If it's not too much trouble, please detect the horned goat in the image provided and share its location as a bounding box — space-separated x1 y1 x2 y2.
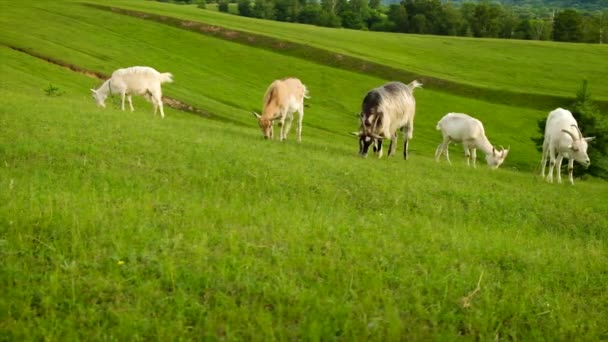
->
435 113 509 169
541 108 594 184
352 80 422 159
252 78 309 142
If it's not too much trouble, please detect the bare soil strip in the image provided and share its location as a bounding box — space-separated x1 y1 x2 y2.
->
81 3 606 112
5 44 240 123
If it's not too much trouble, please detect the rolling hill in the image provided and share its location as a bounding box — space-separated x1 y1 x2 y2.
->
1 1 607 340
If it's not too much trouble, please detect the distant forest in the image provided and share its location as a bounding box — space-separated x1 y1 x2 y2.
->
167 0 608 43
385 0 608 12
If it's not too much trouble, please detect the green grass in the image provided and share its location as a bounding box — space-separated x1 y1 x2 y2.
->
87 0 608 102
1 2 608 340
0 1 552 171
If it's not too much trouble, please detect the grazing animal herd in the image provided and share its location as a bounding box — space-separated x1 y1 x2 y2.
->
91 66 594 185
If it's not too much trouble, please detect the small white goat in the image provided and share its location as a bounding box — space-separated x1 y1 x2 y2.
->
435 113 509 169
252 78 309 142
91 66 173 118
352 80 422 159
541 108 594 184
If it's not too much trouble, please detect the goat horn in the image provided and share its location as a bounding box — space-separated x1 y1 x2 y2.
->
252 111 261 119
499 145 505 151
350 131 362 137
561 129 577 141
371 113 382 134
572 124 583 140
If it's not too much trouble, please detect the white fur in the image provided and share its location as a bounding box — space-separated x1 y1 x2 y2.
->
252 78 309 142
355 80 421 159
435 113 509 169
91 66 173 118
541 108 594 184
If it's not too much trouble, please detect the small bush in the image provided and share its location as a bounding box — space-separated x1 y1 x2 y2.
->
218 1 229 12
44 84 64 97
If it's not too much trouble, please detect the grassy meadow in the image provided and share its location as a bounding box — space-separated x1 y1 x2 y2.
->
1 1 608 340
86 0 608 103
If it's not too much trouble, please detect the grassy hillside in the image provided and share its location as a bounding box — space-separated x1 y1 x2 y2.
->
86 0 608 103
1 1 607 340
2 43 608 340
0 0 555 171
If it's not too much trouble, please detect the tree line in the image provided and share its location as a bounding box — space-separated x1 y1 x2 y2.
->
194 0 607 43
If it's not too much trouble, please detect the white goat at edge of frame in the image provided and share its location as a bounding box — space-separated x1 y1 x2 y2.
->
541 107 594 185
435 113 509 169
91 66 173 118
252 78 310 142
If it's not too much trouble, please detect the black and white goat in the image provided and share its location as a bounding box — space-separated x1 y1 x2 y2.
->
352 80 422 159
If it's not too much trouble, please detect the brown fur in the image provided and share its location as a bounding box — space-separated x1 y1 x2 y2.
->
254 78 308 141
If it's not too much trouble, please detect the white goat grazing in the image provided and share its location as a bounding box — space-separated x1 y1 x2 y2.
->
541 108 594 184
252 78 309 142
91 66 173 118
435 113 509 169
352 80 422 159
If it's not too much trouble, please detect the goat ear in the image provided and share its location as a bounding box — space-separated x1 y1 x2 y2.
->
90 89 97 94
251 111 261 119
585 136 596 142
371 133 384 139
492 147 496 156
350 132 362 137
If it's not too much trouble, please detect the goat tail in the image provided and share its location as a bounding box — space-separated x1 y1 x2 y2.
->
159 72 174 84
303 85 311 99
408 79 423 91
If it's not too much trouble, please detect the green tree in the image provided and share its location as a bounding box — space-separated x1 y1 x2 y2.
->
237 0 254 17
253 0 275 19
570 81 608 179
581 10 608 43
529 18 553 40
319 0 342 27
553 9 583 42
218 0 229 12
388 3 408 33
298 3 322 24
469 1 504 37
341 0 369 29
368 0 381 10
